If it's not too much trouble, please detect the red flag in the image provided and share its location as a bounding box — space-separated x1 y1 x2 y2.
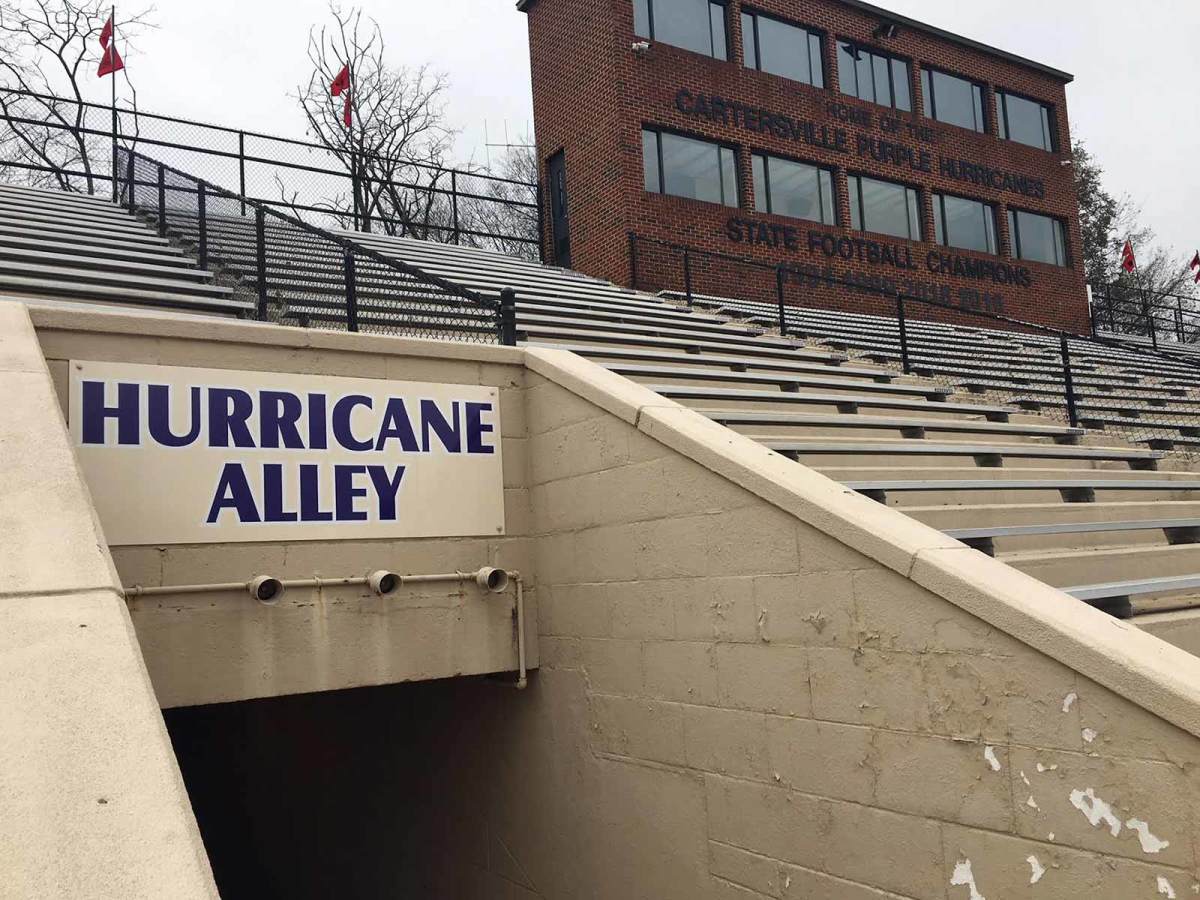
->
331 64 350 97
97 13 124 77
1121 240 1137 274
1191 251 1200 284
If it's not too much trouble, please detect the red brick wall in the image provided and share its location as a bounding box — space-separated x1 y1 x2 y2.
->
522 0 1091 334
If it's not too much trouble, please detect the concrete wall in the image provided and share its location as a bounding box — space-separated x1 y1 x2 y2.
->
0 304 218 899
31 307 536 708
390 350 1200 899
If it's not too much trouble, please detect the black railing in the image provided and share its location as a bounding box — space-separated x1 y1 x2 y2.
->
119 147 518 345
0 87 541 258
1090 284 1200 350
629 234 1200 451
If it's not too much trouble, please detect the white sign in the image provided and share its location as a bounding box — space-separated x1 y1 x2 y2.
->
69 361 505 545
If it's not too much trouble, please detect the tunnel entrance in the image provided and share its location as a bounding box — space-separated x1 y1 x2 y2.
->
164 677 503 899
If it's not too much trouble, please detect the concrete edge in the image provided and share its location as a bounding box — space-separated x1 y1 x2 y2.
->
21 300 526 366
525 345 1200 741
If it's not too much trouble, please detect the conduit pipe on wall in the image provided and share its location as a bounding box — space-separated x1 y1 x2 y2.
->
122 567 528 689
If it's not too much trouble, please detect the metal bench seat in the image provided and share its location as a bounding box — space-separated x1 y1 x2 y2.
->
844 478 1195 506
532 343 856 374
702 410 1077 440
604 364 951 399
946 519 1200 557
643 385 1010 419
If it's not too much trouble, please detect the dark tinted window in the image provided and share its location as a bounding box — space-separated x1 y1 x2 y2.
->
921 68 985 133
752 153 835 223
997 91 1055 151
933 193 997 254
634 0 728 59
848 175 921 240
643 129 739 207
1008 209 1067 265
838 41 911 111
742 10 823 88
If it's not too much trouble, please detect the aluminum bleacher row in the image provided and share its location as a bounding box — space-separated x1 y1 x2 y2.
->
673 293 1200 453
7 182 1200 628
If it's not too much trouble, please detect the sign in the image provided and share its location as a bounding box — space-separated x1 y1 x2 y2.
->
673 89 1047 200
69 361 505 545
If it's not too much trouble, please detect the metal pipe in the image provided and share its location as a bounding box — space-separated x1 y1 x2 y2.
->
123 567 511 599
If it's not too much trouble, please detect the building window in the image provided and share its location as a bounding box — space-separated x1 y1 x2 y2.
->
752 153 835 224
643 128 739 207
921 68 986 133
741 10 823 88
996 90 1056 151
634 0 728 60
933 193 998 254
837 41 911 111
1008 208 1068 266
848 175 921 240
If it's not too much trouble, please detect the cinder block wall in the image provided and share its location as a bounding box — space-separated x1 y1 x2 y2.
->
396 354 1200 898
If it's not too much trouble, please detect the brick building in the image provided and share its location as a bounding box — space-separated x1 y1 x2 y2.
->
519 0 1091 333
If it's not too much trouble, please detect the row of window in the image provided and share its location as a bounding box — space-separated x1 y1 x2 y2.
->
632 0 1059 152
641 127 1069 266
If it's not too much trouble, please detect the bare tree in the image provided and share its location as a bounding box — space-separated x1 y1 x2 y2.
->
0 0 151 193
457 142 540 260
296 3 459 239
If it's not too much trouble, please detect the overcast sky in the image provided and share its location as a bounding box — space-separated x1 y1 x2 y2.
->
116 0 1197 258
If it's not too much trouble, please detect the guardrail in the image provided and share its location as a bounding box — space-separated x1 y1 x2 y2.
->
1090 285 1200 351
629 234 1200 451
119 147 517 344
0 87 541 257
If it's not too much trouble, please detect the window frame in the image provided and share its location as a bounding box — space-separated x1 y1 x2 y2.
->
932 192 999 256
751 151 837 224
642 126 741 209
635 0 730 60
995 89 1058 152
1007 206 1069 267
846 172 923 242
741 7 825 89
836 40 912 112
920 65 988 134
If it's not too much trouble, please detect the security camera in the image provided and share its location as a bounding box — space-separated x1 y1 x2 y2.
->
247 575 285 605
1060 160 1074 167
632 40 651 53
368 570 402 598
475 567 510 594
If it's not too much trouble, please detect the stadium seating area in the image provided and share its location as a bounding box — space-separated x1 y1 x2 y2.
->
7 180 1200 629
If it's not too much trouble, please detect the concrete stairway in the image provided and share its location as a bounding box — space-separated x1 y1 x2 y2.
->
7 181 1200 632
0 183 248 315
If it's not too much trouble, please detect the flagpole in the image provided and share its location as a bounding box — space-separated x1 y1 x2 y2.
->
110 5 118 202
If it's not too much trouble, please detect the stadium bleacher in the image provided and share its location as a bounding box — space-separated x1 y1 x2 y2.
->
7 178 1200 626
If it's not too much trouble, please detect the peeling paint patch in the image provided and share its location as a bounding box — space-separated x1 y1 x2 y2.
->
1082 728 1098 744
951 860 986 900
1062 692 1078 712
1020 770 1031 786
1027 856 1045 885
1126 819 1170 854
984 746 1001 772
1037 763 1059 773
1026 795 1040 811
1048 833 1055 842
1069 788 1122 837
1159 876 1177 899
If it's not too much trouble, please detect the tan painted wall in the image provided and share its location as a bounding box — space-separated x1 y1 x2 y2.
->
31 307 536 708
0 304 218 899
388 352 1200 899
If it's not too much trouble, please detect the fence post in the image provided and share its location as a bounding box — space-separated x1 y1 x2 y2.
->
683 250 694 308
126 151 136 212
238 131 247 216
451 171 460 245
628 233 639 290
1142 293 1159 350
775 267 788 337
351 153 362 232
895 292 912 375
343 248 359 333
197 183 208 270
1177 298 1185 344
361 171 372 234
499 288 518 347
1060 335 1079 428
254 208 268 322
535 175 546 264
156 164 166 238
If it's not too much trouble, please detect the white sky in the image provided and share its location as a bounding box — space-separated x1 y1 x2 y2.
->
105 0 1198 257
